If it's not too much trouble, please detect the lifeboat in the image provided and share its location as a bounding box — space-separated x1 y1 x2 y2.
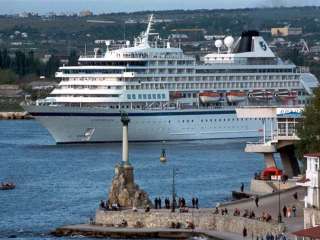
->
275 90 297 101
199 92 220 103
226 91 247 103
248 90 273 101
170 91 183 99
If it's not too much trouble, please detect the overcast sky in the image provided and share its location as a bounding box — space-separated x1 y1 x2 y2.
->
2 0 320 14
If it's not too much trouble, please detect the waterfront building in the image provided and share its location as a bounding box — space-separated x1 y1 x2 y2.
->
23 15 318 144
294 153 320 238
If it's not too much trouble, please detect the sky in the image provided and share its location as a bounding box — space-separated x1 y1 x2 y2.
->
2 0 320 14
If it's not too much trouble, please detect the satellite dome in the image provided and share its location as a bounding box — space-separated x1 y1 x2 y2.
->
214 39 223 48
224 36 234 48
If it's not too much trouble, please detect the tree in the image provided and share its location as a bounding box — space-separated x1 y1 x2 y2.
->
68 50 78 66
296 88 320 161
0 69 18 84
45 55 60 77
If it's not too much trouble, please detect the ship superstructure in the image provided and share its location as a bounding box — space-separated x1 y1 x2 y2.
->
24 15 319 143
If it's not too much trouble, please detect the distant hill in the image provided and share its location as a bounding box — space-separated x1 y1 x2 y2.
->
0 6 320 56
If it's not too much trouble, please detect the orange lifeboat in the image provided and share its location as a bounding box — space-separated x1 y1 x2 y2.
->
199 92 220 103
226 91 247 103
170 91 183 99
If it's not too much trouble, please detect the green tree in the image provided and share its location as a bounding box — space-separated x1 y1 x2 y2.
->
45 55 60 77
68 50 78 66
296 88 320 160
1 49 11 69
0 69 18 84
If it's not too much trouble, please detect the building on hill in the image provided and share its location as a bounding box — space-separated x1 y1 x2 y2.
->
79 10 93 17
271 27 303 37
28 81 58 91
0 85 23 98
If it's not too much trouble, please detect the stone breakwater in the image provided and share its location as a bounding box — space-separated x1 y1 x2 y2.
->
95 209 285 236
0 112 33 120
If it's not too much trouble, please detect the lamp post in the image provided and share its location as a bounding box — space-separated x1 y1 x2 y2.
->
278 177 282 223
171 168 176 213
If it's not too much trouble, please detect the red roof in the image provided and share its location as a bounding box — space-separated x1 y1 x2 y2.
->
304 153 320 158
292 226 320 238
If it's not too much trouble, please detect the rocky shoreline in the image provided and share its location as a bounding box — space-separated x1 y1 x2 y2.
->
0 112 33 120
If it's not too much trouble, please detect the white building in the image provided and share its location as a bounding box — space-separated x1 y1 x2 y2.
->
304 153 320 209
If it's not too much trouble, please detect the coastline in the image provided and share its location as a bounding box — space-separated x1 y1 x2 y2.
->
0 112 33 120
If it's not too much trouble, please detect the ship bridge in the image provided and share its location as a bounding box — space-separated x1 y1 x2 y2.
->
236 106 303 177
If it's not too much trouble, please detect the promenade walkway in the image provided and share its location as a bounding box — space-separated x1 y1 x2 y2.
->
219 185 306 237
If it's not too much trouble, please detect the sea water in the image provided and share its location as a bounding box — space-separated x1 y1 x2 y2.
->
0 120 265 239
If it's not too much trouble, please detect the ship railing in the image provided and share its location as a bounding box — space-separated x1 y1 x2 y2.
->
296 66 310 73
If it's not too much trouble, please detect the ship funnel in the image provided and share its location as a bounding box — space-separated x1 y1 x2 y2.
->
234 30 259 53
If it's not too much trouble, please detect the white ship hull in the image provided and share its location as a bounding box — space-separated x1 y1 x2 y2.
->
24 105 265 143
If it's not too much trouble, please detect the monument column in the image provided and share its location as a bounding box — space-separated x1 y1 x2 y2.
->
121 111 130 166
106 111 152 208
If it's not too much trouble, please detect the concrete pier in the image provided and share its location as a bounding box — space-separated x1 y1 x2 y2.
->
237 107 303 177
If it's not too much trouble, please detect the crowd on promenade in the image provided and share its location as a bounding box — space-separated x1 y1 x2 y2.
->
98 196 200 212
242 226 288 240
154 196 199 210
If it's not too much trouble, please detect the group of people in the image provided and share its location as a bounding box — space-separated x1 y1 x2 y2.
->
99 200 121 211
214 207 272 222
282 205 297 218
155 197 199 209
154 197 162 209
243 227 287 240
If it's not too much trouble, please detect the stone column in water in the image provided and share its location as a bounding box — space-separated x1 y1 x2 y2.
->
121 111 130 166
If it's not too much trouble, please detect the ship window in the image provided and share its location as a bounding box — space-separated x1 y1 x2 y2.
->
157 94 161 99
162 94 165 99
132 94 136 99
143 94 147 99
127 94 131 99
138 94 142 99
148 94 151 99
152 94 156 99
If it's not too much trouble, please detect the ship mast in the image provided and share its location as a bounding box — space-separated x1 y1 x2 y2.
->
140 14 154 47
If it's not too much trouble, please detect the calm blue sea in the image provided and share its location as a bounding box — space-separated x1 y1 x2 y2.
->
0 120 266 239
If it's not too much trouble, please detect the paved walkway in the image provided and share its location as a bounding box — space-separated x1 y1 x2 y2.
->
219 186 306 237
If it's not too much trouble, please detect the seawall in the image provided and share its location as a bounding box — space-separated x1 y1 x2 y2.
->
95 209 285 236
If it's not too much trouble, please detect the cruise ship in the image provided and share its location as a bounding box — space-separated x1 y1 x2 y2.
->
24 15 319 144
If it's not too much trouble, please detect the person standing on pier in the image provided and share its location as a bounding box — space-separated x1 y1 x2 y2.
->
242 227 247 238
292 205 296 217
283 205 287 218
158 197 162 209
255 195 259 207
192 198 195 208
154 198 158 209
195 198 199 209
240 183 244 192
